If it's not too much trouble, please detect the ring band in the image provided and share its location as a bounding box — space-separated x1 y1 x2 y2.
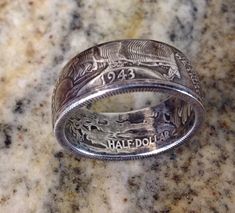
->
52 39 205 160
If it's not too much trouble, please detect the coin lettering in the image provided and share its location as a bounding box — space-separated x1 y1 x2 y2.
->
106 131 170 150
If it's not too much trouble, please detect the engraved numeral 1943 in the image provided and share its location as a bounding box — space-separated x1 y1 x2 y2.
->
106 68 136 83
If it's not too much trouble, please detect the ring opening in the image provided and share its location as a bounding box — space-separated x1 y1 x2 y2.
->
63 91 195 155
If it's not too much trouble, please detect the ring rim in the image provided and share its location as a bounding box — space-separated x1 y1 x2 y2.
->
54 79 205 160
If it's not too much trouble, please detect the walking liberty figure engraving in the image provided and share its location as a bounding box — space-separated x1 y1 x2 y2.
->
52 40 183 119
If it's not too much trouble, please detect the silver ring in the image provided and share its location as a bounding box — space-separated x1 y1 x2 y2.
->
52 39 205 160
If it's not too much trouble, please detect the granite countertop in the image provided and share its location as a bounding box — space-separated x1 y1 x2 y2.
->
0 0 234 212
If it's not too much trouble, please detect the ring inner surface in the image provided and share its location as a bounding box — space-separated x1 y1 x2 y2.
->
64 92 195 155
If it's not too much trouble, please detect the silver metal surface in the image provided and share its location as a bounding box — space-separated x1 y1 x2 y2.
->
52 39 205 160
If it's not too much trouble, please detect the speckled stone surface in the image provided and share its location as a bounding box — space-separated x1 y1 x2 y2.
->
0 0 234 212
